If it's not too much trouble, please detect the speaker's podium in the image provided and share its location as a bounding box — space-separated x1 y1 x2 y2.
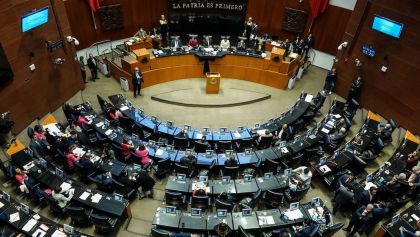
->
206 72 220 94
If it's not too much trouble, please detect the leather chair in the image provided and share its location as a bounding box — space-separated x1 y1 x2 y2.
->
286 153 304 169
191 196 212 211
286 185 310 202
323 223 344 237
111 143 124 161
174 137 190 150
262 189 284 208
215 199 234 212
220 166 239 179
261 158 279 175
111 179 137 201
235 138 255 151
194 141 210 153
44 196 67 217
151 228 171 237
239 189 262 209
238 225 253 237
65 205 93 226
165 191 187 210
73 161 93 183
257 136 273 149
174 163 191 177
27 127 34 139
198 159 217 178
88 176 114 193
217 141 232 153
97 95 112 114
154 158 172 179
90 213 118 235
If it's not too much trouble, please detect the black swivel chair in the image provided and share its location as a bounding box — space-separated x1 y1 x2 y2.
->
165 191 187 210
286 185 310 202
44 196 67 217
191 196 212 211
238 225 253 237
194 141 210 153
174 163 192 177
217 141 232 153
151 228 171 237
215 199 234 212
221 166 239 179
239 189 263 209
198 159 217 178
90 213 118 235
261 158 279 175
262 189 284 208
88 176 114 193
111 143 125 161
257 136 274 149
286 153 304 169
154 158 172 179
27 127 34 139
111 179 137 201
236 138 255 151
174 137 190 150
65 205 93 226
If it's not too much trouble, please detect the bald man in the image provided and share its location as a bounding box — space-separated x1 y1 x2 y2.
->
132 67 144 98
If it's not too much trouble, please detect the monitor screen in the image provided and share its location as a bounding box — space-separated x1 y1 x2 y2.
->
220 128 227 133
222 176 230 183
55 168 63 177
372 15 404 39
311 197 320 206
166 121 173 127
184 125 191 131
21 7 49 32
244 175 253 182
166 206 176 214
264 172 273 180
151 116 158 122
225 150 233 156
242 209 252 216
244 148 252 155
199 176 208 182
114 193 123 202
2 191 10 202
63 224 74 234
166 145 174 152
20 203 29 214
361 45 375 57
191 208 202 216
284 168 292 176
217 209 227 217
205 150 213 157
176 174 186 181
392 215 400 223
290 202 299 210
148 140 156 147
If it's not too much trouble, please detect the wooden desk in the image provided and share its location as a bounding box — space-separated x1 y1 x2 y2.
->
405 131 419 144
367 111 382 123
107 52 298 91
126 37 153 51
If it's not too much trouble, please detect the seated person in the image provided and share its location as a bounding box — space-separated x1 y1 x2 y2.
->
135 170 155 199
34 125 47 140
220 37 230 51
134 28 147 41
352 135 364 147
192 184 208 196
65 121 82 134
293 221 319 237
180 154 196 175
151 34 161 50
258 129 273 142
108 107 123 121
377 173 406 200
67 131 78 146
117 170 137 192
358 187 378 207
170 36 182 49
14 168 31 194
214 222 232 237
187 36 199 49
406 151 419 171
408 166 420 194
335 118 349 131
121 139 134 159
52 186 74 208
276 124 291 142
65 147 80 167
217 192 235 205
92 172 112 185
196 136 211 150
202 35 212 47
77 114 89 126
333 174 355 213
325 127 347 144
79 152 97 175
29 135 50 159
224 156 238 167
290 166 312 190
135 144 151 166
377 123 393 140
176 128 189 139
237 39 246 50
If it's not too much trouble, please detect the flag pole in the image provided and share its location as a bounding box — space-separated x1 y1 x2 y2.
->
91 9 97 30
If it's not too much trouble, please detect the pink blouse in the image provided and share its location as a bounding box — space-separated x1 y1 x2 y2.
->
135 149 150 165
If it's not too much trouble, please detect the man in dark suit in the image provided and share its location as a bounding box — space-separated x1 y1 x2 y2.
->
131 67 144 98
224 156 238 167
347 77 362 102
302 34 313 58
135 170 155 199
202 36 212 47
170 36 182 49
276 124 291 142
358 186 378 207
87 53 98 81
343 204 374 237
324 68 337 94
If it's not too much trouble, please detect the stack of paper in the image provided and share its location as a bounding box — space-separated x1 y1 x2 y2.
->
105 129 113 136
9 212 20 222
91 193 103 203
0 202 4 208
321 128 330 134
120 105 129 111
320 165 331 173
51 230 66 237
305 94 313 102
23 218 37 232
196 133 203 139
155 149 164 156
258 216 275 225
60 182 72 192
285 209 303 220
281 147 289 153
257 130 266 135
95 121 104 127
72 147 86 157
233 132 241 138
79 192 90 200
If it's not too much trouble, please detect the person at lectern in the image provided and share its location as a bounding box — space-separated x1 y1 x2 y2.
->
220 37 230 51
237 39 246 50
244 17 253 40
170 36 182 50
132 67 144 98
202 36 212 47
135 28 148 41
187 36 199 49
87 53 98 81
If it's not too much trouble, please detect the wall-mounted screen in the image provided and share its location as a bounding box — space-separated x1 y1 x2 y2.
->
22 7 49 32
372 15 403 39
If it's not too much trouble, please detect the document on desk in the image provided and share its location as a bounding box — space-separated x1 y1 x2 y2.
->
257 129 266 135
95 121 104 127
80 192 90 200
321 128 330 134
309 134 316 139
60 182 72 192
32 229 46 237
120 105 129 111
9 212 20 222
39 224 49 231
333 114 342 119
0 202 4 208
319 165 331 173
91 193 103 203
105 129 113 136
72 147 86 157
412 214 419 221
233 132 241 138
281 147 289 153
196 133 203 139
155 149 164 156
23 218 38 232
285 209 303 220
305 94 313 102
258 216 275 225
51 230 67 237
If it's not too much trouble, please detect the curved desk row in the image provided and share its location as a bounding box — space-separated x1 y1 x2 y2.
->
107 48 300 90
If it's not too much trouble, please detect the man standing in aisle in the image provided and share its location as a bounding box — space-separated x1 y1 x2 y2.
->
87 53 98 81
132 67 144 98
324 67 337 94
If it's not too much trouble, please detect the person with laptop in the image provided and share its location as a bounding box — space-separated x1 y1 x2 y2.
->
224 156 238 167
192 184 208 197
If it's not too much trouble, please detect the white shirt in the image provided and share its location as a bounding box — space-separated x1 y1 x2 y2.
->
293 166 312 185
220 40 230 50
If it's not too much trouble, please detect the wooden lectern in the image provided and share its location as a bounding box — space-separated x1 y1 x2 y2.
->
206 72 220 94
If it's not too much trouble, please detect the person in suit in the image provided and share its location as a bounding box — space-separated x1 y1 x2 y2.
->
343 204 374 237
324 68 337 94
29 135 49 160
202 36 212 47
52 186 74 208
358 187 378 207
294 222 319 237
376 123 393 140
244 17 253 40
224 156 238 167
159 14 168 41
250 22 259 41
276 124 291 142
377 173 406 200
171 36 182 49
135 170 155 199
79 56 87 83
79 153 96 176
180 154 196 175
347 77 362 102
187 36 199 49
237 39 246 50
325 127 347 145
220 37 230 51
332 174 355 214
302 34 313 58
87 53 98 81
131 67 144 98
135 28 147 41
